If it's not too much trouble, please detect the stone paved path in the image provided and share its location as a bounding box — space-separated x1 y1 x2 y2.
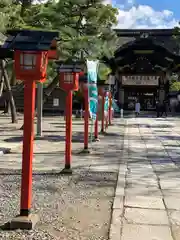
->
1 114 180 239
110 116 180 240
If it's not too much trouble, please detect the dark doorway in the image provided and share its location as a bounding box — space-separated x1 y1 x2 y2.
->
124 87 157 110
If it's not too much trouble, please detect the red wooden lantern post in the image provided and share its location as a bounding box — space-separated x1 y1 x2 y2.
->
98 83 109 134
99 87 105 134
83 81 90 152
94 114 99 141
79 76 90 153
13 50 48 228
79 73 93 152
2 29 59 230
107 74 115 125
58 63 82 173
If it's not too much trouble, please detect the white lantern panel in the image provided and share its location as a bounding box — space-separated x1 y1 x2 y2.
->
64 73 73 83
20 53 36 70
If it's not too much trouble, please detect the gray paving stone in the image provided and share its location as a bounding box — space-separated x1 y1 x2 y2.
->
125 187 162 197
124 207 169 225
160 180 180 190
168 210 180 225
125 195 165 209
121 224 173 240
171 225 180 240
164 197 180 210
126 178 158 187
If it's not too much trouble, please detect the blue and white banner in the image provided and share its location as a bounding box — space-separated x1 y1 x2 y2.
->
86 60 99 120
104 93 109 116
112 99 120 112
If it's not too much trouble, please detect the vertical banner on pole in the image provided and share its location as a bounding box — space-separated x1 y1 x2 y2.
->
104 93 109 129
104 93 109 115
112 99 120 113
86 60 99 145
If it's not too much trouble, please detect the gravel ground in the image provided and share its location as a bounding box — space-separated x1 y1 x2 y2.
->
0 118 125 240
0 168 118 240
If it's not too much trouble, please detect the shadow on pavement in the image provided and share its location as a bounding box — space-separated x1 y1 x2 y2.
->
3 132 86 143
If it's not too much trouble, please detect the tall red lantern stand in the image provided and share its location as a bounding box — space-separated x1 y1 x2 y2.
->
83 81 90 152
98 83 109 134
94 114 99 141
99 88 105 133
15 50 48 218
58 62 83 173
79 74 91 153
2 29 59 230
107 74 115 125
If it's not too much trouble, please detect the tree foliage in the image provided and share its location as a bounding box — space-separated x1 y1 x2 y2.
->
0 0 119 79
169 74 180 91
0 0 118 121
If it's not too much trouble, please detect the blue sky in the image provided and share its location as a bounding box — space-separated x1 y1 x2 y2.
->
104 0 180 29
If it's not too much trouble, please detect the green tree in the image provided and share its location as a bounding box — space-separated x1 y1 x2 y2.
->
0 0 119 122
22 0 119 60
169 74 180 91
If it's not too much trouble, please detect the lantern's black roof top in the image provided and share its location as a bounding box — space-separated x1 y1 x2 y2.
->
79 74 88 83
0 46 13 59
2 29 59 51
79 73 104 83
97 80 108 86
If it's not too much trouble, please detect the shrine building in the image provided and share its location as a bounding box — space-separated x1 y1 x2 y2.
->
104 29 180 111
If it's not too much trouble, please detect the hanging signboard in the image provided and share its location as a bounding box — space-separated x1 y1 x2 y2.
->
122 75 159 86
53 98 59 106
86 60 99 120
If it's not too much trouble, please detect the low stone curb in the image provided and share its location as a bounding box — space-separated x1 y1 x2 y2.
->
109 122 128 240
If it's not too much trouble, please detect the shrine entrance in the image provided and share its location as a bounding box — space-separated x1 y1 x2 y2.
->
121 75 159 110
124 87 157 110
103 29 180 112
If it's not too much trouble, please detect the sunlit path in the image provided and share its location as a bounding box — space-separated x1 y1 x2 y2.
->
110 116 180 240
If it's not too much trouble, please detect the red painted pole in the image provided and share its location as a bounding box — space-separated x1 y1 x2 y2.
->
101 95 105 133
105 113 108 129
84 87 89 150
65 91 73 170
94 116 99 140
20 80 36 216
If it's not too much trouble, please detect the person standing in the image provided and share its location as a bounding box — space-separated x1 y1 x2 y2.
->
135 99 140 117
161 100 167 117
156 100 160 118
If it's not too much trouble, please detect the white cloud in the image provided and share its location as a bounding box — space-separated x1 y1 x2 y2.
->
114 5 179 29
103 0 112 4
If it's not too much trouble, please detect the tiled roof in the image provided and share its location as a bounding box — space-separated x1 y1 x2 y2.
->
114 29 180 55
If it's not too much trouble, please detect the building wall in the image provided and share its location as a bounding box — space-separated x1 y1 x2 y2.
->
13 87 67 113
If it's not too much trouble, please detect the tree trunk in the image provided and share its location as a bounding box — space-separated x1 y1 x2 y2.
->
10 69 16 86
20 76 59 130
0 68 4 97
0 60 18 123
